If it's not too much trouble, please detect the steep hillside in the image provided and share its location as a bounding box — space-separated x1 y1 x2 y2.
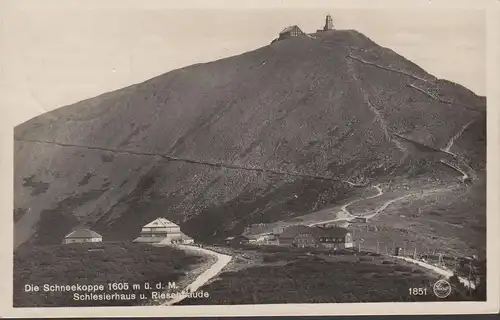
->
14 30 486 250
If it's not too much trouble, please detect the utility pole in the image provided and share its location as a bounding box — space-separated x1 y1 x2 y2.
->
358 242 361 252
403 242 406 256
413 247 417 259
385 244 388 255
376 240 380 254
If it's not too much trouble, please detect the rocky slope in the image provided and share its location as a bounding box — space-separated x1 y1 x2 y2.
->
14 29 486 250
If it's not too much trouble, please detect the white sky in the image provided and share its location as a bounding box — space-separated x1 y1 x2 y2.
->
0 0 486 126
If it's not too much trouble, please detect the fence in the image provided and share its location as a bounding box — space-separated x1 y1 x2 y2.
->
354 238 484 290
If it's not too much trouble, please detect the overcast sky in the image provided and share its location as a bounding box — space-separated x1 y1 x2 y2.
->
0 0 486 126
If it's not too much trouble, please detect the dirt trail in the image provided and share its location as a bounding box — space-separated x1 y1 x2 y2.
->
443 120 475 154
438 120 477 182
16 138 350 183
309 184 383 226
309 184 456 226
363 194 415 220
345 56 408 155
392 256 476 290
364 186 456 220
162 245 232 306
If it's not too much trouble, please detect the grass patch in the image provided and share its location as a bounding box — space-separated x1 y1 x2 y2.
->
179 254 475 304
13 242 204 307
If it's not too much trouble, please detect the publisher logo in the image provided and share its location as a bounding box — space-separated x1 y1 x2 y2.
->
433 279 452 299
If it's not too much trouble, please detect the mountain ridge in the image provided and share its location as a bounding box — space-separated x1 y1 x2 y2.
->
14 29 486 254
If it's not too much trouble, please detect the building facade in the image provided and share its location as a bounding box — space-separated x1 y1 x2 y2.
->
294 232 320 248
63 228 103 244
316 226 353 249
277 225 316 247
278 25 305 40
278 225 353 249
133 217 194 245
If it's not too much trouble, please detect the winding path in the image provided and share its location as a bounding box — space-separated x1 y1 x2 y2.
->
162 245 232 306
363 194 415 220
309 184 383 226
392 256 476 290
443 120 475 154
309 184 455 226
438 120 477 182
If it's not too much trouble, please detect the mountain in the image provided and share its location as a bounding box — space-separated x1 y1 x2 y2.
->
13 30 486 254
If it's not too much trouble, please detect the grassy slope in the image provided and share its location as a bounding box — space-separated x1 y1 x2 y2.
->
13 242 205 307
178 247 477 305
14 30 486 249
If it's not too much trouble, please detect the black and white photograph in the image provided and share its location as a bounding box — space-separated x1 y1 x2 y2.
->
2 0 499 317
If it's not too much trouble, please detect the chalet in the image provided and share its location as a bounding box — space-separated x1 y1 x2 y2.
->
315 226 353 249
278 225 320 248
278 25 305 41
133 217 194 245
63 228 102 244
278 225 353 249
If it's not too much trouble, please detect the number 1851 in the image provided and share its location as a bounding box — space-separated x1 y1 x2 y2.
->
409 287 428 295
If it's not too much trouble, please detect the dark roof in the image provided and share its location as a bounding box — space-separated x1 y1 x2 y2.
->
280 25 302 34
65 228 102 239
315 226 350 237
279 225 350 238
279 225 316 238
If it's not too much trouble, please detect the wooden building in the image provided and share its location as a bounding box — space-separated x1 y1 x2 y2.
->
278 225 353 249
277 225 319 247
315 226 353 249
63 228 102 244
133 217 194 245
278 25 305 41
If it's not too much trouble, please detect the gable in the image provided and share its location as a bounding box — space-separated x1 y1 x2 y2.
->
143 218 179 228
65 228 102 239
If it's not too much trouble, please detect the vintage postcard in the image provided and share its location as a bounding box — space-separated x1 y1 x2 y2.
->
1 0 499 317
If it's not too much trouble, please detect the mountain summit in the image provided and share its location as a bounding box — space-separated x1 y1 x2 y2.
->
14 29 486 254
